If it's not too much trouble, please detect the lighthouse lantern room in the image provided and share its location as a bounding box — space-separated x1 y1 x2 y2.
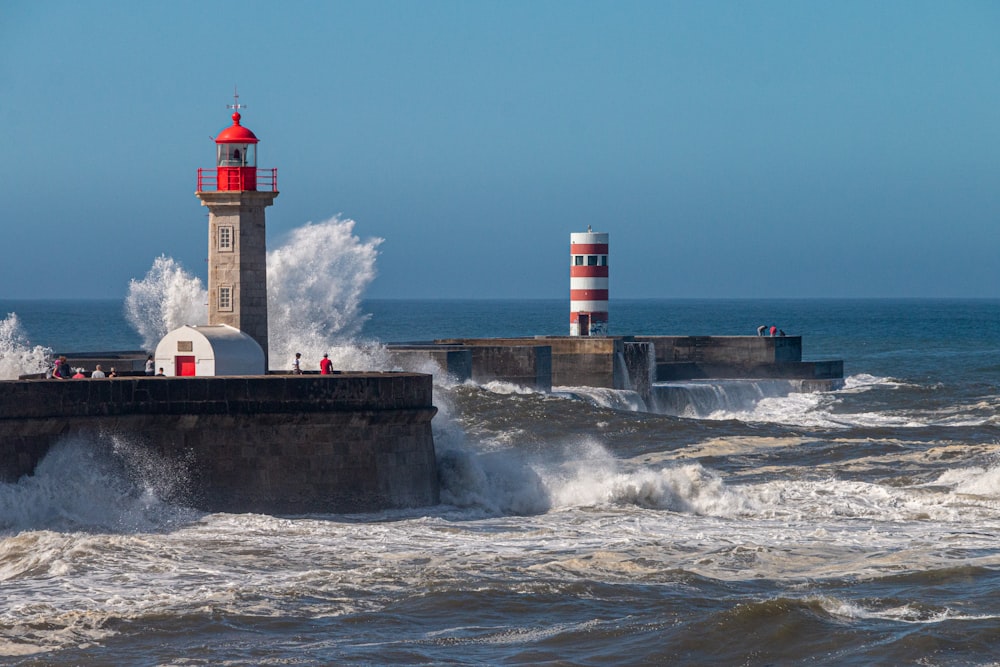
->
215 110 259 191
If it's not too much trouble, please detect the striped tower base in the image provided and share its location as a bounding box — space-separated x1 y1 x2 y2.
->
570 230 609 336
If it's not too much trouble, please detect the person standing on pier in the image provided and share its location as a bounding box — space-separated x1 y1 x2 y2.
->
52 355 71 379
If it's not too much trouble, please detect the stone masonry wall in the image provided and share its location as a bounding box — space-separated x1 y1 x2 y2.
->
0 374 439 514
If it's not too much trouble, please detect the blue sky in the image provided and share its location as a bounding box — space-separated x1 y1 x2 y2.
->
2 1 998 299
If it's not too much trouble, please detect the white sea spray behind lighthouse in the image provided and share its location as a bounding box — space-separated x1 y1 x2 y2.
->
1 228 1000 662
121 216 389 371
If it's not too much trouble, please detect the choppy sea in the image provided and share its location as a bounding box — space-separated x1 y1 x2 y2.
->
2 294 1000 665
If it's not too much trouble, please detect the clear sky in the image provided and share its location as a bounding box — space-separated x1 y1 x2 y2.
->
2 1 998 300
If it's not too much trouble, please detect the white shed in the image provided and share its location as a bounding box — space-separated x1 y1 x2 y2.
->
154 324 265 376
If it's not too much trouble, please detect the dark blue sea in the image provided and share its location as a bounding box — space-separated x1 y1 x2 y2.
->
2 297 1000 665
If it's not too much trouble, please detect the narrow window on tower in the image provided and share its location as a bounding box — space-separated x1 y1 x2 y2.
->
219 286 233 312
600 255 607 266
588 255 598 266
219 225 233 252
574 256 584 266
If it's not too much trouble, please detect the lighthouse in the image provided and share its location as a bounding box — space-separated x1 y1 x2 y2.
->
195 94 278 368
569 227 609 336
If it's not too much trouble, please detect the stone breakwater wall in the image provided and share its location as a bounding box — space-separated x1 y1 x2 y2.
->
633 336 844 384
389 335 844 397
0 374 439 514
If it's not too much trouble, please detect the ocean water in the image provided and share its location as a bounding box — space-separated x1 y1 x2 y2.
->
2 263 1000 662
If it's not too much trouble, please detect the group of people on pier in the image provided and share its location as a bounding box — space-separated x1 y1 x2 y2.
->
293 352 334 375
49 355 117 379
48 352 336 378
756 324 787 337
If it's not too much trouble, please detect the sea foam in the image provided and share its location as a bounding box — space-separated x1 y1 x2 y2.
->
124 255 208 352
0 435 198 535
267 217 383 371
438 437 749 517
0 313 51 381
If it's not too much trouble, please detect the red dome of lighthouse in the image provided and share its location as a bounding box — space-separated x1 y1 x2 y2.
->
215 112 259 144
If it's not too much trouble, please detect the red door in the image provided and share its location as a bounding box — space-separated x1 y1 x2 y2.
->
175 356 196 376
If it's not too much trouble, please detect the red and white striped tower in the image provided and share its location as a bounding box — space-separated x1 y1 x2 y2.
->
570 227 609 336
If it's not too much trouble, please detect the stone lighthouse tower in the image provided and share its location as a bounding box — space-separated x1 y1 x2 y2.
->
196 96 278 367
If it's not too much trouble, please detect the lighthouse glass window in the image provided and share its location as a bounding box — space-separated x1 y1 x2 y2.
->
219 286 233 312
218 144 255 167
218 226 233 252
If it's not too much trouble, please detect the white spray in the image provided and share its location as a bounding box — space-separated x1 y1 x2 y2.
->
0 313 52 380
124 217 385 371
266 216 384 371
124 255 208 352
435 427 753 517
0 434 197 534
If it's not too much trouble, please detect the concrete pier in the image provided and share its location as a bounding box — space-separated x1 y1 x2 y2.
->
0 373 439 514
390 342 552 391
389 334 844 401
634 335 844 383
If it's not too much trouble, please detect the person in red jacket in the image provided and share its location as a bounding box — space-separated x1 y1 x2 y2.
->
319 353 333 375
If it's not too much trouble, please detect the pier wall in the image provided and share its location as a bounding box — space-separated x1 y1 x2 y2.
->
0 374 439 514
388 347 473 383
547 337 623 388
397 341 552 391
656 360 844 382
426 337 620 390
397 336 837 391
634 335 803 365
633 336 842 383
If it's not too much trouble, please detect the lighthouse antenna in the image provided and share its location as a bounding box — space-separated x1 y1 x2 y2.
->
227 86 246 112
